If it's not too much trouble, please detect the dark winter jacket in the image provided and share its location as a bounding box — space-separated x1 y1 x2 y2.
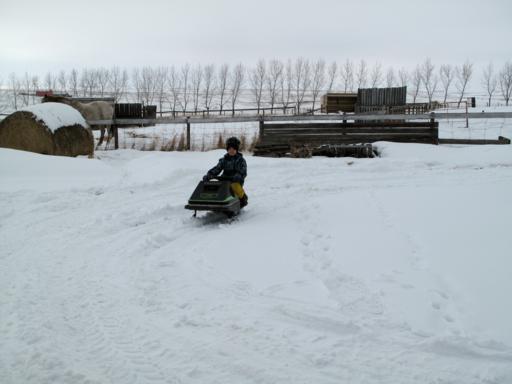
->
207 153 247 185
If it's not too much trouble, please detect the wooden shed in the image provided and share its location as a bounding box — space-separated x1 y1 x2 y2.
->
321 93 358 113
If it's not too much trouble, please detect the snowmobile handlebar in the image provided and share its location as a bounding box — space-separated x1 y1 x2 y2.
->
208 175 232 181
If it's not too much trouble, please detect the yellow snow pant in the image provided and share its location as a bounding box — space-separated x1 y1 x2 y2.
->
230 182 246 199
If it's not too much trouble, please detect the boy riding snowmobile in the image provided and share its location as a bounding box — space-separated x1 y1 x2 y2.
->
203 136 248 208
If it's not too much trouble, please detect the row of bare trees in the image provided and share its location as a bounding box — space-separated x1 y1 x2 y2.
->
3 58 512 112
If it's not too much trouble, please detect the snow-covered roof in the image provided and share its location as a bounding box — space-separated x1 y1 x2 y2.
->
19 102 88 132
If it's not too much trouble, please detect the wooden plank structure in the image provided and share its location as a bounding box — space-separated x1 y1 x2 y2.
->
87 111 512 126
114 103 158 120
320 93 358 113
143 105 157 119
439 136 510 145
319 87 430 115
356 86 407 113
253 119 439 157
73 97 116 104
115 103 142 119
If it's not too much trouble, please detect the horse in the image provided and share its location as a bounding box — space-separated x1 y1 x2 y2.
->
42 95 114 148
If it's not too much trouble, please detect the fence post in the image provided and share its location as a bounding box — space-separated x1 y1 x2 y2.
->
465 101 469 128
430 112 438 145
114 124 119 149
186 117 191 150
259 116 264 143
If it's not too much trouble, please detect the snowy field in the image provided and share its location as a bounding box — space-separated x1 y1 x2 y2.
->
1 141 512 383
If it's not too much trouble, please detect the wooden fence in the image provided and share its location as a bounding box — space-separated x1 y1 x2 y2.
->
253 119 438 157
87 111 511 151
356 86 407 113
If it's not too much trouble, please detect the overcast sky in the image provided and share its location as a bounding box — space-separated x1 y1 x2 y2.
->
1 0 511 76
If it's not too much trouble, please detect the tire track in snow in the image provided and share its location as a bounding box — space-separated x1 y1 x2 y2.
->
368 189 463 329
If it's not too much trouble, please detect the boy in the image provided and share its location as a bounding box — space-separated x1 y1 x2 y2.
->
203 137 248 208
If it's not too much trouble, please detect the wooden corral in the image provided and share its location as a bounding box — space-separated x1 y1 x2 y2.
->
253 119 438 157
321 93 358 113
0 106 93 157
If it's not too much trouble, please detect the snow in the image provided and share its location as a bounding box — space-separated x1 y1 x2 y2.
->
1 143 512 383
19 102 89 132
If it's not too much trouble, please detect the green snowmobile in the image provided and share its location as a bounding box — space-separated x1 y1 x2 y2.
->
185 177 241 217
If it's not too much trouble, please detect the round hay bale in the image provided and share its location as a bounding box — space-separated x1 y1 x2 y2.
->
0 103 93 157
0 111 54 155
53 124 94 157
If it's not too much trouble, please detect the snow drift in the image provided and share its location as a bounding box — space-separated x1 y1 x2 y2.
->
1 143 512 384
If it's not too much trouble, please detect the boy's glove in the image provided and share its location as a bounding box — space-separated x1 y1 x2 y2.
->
202 175 210 182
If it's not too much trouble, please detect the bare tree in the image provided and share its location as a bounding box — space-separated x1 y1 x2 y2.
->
179 64 191 112
385 67 395 88
482 62 498 107
421 58 438 104
293 57 311 112
155 67 168 114
410 65 422 103
167 66 180 113
280 59 293 112
0 76 7 114
217 64 229 113
439 64 454 104
81 69 97 97
266 59 283 113
203 64 216 111
21 72 31 106
250 59 266 114
370 62 383 88
310 59 326 111
109 66 128 102
132 68 142 103
9 73 20 110
69 69 79 96
96 68 110 97
230 63 245 115
191 64 203 112
398 67 409 87
31 75 39 104
341 59 355 92
57 70 67 94
44 72 56 91
455 60 473 107
326 61 337 92
140 66 158 106
356 60 368 89
499 61 512 106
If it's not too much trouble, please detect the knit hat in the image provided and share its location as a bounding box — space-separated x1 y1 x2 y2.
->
226 137 240 151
